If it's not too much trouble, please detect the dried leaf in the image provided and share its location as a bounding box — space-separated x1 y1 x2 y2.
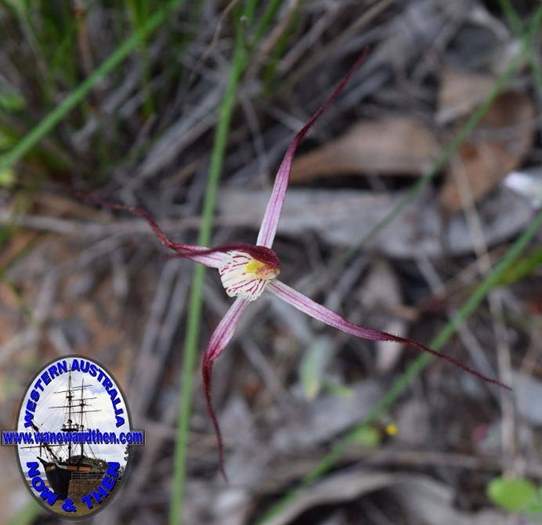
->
220 186 533 257
290 117 439 182
437 68 496 124
440 91 535 213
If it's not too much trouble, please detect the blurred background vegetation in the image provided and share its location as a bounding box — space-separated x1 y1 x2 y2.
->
2 1 542 524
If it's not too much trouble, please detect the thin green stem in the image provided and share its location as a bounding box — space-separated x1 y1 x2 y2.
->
0 0 184 173
498 1 542 95
126 0 156 116
253 0 284 45
499 0 524 34
169 5 252 524
170 3 285 522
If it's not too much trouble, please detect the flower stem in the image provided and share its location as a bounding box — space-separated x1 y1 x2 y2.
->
169 2 263 522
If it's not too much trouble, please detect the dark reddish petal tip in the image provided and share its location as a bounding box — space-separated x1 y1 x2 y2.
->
388 334 512 391
79 193 187 251
256 49 370 249
202 357 228 482
199 298 250 479
79 193 227 268
268 280 511 391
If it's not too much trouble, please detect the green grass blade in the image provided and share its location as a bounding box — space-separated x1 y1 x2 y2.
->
169 3 254 524
125 0 156 116
496 247 542 286
253 0 284 44
0 0 185 173
499 0 524 34
498 1 542 94
169 3 287 522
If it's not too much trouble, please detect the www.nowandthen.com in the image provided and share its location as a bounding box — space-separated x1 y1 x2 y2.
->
2 429 144 446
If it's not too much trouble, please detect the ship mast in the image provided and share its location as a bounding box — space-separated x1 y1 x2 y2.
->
79 377 85 457
59 371 81 458
50 370 100 461
66 372 73 458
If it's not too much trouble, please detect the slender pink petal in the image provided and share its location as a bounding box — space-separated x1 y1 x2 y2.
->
118 206 227 268
94 198 283 268
256 51 368 248
268 280 511 390
201 297 251 479
85 196 283 274
83 195 227 267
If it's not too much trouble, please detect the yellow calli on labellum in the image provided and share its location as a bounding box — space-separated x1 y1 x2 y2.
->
219 250 279 300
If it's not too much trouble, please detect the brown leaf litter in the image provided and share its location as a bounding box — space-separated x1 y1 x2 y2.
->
289 67 535 217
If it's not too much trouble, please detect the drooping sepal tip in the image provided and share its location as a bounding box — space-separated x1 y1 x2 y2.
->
202 358 229 482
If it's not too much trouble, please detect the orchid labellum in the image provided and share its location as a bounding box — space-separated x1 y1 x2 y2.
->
98 53 509 478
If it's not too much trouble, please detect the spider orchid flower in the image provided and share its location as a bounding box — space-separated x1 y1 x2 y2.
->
98 54 510 479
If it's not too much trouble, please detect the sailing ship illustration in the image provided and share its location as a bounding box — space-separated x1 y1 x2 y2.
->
26 372 109 500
